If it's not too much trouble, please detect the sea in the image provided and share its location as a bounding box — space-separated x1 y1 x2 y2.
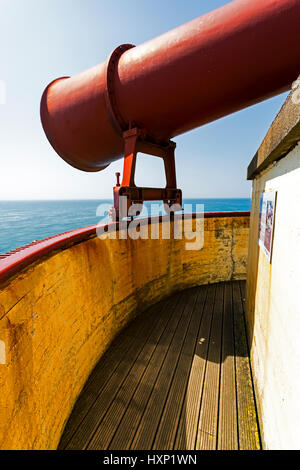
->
0 198 251 255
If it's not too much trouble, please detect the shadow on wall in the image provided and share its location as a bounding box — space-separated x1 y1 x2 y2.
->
245 179 272 360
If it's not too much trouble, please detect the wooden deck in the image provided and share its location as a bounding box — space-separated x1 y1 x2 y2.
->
59 281 261 450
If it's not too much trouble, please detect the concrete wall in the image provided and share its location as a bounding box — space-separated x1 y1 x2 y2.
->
0 215 248 450
247 143 300 449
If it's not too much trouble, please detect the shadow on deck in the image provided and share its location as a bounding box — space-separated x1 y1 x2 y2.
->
59 281 261 450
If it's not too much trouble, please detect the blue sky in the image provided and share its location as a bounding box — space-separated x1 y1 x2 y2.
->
0 0 288 200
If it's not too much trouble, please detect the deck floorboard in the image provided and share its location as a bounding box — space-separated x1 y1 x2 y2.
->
59 281 261 451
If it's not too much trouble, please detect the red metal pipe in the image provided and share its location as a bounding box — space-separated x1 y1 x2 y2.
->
41 0 300 172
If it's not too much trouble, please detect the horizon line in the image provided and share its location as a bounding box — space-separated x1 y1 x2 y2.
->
0 197 251 202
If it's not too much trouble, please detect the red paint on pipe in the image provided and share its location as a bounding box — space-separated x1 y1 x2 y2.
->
41 0 300 172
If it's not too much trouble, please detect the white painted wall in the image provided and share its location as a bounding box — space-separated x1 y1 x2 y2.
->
247 142 300 450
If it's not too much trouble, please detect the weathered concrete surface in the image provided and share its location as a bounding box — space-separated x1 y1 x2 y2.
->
0 215 249 450
248 75 300 180
247 143 300 449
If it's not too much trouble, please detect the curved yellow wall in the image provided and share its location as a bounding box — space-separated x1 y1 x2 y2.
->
0 215 249 449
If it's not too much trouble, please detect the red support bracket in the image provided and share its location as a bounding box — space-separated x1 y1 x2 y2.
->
113 128 182 219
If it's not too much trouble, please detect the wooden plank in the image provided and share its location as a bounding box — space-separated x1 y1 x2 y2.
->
174 284 216 450
59 301 163 448
130 287 200 450
195 282 224 450
108 289 199 450
87 290 190 450
152 286 208 450
60 281 261 452
217 282 238 450
233 282 261 450
65 295 179 450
